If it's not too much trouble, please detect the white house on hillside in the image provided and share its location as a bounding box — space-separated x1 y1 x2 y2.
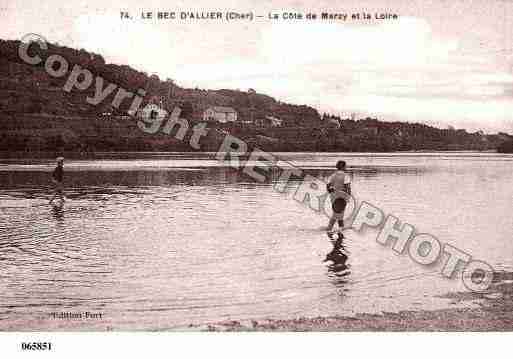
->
137 104 168 122
203 106 237 123
266 116 283 127
256 116 283 127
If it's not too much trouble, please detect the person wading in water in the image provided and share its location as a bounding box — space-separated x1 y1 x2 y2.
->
49 157 65 205
326 160 352 233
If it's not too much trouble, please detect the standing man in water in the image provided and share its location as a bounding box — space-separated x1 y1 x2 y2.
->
326 160 352 233
49 157 65 205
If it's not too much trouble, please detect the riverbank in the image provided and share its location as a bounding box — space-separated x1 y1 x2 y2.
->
198 272 513 331
1 113 509 153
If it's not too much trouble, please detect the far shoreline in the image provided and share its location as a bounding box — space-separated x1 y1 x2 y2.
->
0 149 506 160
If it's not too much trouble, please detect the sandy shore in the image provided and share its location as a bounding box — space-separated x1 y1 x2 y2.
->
199 272 513 331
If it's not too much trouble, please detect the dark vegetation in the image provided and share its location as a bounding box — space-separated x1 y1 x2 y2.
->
497 140 513 153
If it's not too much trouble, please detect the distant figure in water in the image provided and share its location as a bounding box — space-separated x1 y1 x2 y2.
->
326 160 351 233
49 157 65 205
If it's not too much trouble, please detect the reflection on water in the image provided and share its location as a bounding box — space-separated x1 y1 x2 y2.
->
51 206 64 221
324 233 351 289
0 152 512 330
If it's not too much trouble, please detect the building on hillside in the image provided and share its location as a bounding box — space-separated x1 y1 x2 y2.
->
137 104 168 122
255 115 283 127
203 106 237 123
360 126 379 135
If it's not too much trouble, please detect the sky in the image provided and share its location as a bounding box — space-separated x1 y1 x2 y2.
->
1 0 513 133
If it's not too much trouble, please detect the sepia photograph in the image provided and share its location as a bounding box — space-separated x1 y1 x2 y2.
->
0 0 512 355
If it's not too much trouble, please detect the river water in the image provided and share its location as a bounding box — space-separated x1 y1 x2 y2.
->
0 152 512 330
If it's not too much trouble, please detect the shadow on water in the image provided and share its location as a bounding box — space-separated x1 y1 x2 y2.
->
324 232 351 288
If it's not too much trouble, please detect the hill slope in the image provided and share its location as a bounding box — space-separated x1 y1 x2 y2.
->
0 38 511 152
